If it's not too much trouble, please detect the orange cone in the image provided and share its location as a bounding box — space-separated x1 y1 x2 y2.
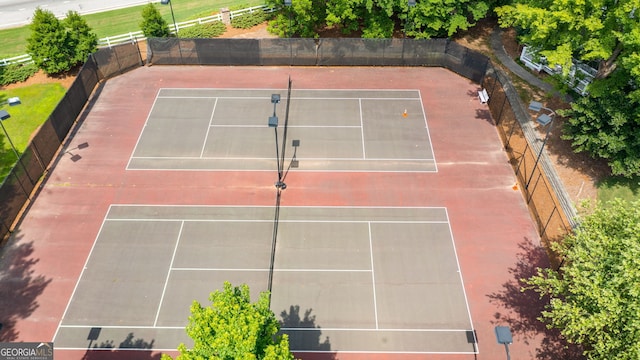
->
512 183 519 191
402 109 408 118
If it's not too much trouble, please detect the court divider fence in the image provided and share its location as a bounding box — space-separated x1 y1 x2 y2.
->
0 41 143 243
1 38 575 268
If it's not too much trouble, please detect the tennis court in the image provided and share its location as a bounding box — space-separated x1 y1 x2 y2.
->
53 205 474 354
4 66 541 360
128 89 436 172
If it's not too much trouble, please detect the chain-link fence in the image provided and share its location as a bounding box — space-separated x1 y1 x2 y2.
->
0 42 142 243
147 38 489 83
2 38 576 268
482 64 575 268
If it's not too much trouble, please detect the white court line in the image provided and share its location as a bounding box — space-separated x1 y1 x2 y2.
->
419 90 439 173
130 156 270 160
444 207 478 353
359 98 366 159
53 347 476 355
172 267 268 271
209 125 362 128
59 324 183 330
52 210 112 342
200 98 218 158
159 87 422 92
54 347 182 353
129 156 433 161
157 96 422 101
368 222 378 329
126 91 162 170
287 125 362 128
57 323 470 332
158 96 275 100
158 95 420 101
105 218 275 223
286 97 421 101
128 168 436 173
106 218 448 224
171 267 371 272
210 124 270 128
281 327 473 332
154 221 184 327
292 351 478 355
108 204 447 209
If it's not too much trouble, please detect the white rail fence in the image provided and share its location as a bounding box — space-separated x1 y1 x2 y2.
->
0 54 33 66
0 5 273 66
520 45 597 96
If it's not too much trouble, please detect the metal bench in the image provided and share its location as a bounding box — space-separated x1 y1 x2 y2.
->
478 88 489 104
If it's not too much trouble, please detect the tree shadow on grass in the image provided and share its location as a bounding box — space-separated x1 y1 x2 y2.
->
0 231 52 342
486 237 584 360
279 305 335 360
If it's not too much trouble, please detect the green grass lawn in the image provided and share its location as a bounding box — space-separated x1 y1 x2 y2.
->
0 84 66 180
597 176 640 205
0 0 263 58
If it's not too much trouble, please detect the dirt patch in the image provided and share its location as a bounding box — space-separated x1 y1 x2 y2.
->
452 17 495 54
219 23 277 39
1 69 75 91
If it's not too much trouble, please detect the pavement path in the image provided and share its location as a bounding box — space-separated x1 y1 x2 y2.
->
0 0 150 29
489 28 555 94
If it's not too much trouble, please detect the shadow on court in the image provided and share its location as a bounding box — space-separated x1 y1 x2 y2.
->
81 331 161 360
0 231 52 342
487 237 583 360
280 305 334 357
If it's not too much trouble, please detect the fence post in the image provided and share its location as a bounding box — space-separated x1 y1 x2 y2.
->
496 90 507 126
221 8 231 24
514 143 529 178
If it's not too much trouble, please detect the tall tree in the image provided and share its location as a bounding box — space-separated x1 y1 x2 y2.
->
525 199 640 359
408 0 491 38
496 0 640 177
26 8 73 74
26 8 97 75
560 69 640 177
495 0 640 79
266 0 326 38
269 0 492 38
63 10 98 65
162 282 295 360
139 3 171 38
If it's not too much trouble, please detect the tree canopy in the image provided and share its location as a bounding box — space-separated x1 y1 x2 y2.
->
495 0 640 80
525 199 640 359
26 9 97 75
496 0 640 177
560 69 640 177
267 0 492 38
140 3 171 38
64 11 99 65
163 282 295 360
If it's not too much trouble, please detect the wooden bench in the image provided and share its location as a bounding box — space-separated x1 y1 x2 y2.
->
478 88 489 104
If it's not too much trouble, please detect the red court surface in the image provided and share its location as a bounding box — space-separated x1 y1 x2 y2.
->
0 66 554 360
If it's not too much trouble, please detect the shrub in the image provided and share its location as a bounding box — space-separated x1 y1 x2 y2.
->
178 21 227 38
26 9 97 75
0 63 39 86
231 11 267 29
27 8 74 75
140 3 170 38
